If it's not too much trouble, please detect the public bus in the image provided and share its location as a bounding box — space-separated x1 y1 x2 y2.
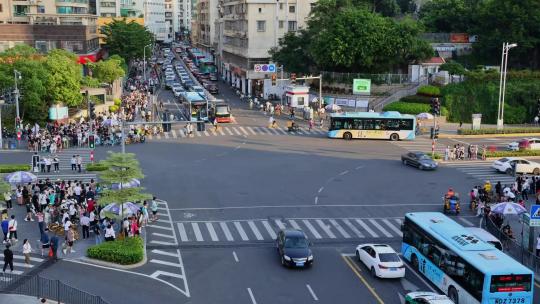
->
182 92 208 122
327 111 415 141
211 101 232 123
402 212 534 304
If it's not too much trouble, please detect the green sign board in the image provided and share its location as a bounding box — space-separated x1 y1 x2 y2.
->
353 79 371 95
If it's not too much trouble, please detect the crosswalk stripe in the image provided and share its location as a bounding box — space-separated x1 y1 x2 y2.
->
220 222 234 241
12 262 33 268
157 134 162 140
329 219 351 238
203 131 210 136
177 223 189 242
262 220 277 239
148 134 153 140
302 220 322 239
233 221 249 241
150 259 182 268
150 240 176 245
217 128 225 136
246 127 257 135
276 127 287 134
394 218 403 226
288 219 302 230
342 219 365 238
232 127 242 136
355 219 379 238
195 131 202 137
381 219 402 237
13 255 44 262
206 222 219 241
259 127 272 135
238 127 250 136
151 249 179 258
316 219 336 238
247 221 264 240
171 130 177 138
152 232 176 239
275 219 286 230
224 127 234 135
269 128 281 135
369 219 393 237
458 217 475 227
164 132 169 139
192 223 204 241
178 129 186 138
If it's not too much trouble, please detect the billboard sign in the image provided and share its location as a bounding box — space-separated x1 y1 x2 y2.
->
254 64 276 73
353 79 371 95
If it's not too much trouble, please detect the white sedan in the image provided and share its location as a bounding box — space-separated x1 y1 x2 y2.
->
405 292 454 304
355 244 405 279
492 157 540 175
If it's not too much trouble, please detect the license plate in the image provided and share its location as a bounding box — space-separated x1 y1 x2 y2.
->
296 262 304 267
390 268 397 271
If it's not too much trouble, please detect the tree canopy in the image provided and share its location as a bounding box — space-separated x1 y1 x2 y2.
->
89 56 125 84
102 19 154 63
44 49 83 107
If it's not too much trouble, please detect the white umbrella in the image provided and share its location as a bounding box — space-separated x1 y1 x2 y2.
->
4 171 37 184
102 118 119 126
111 178 141 190
490 202 528 215
100 202 141 218
416 112 434 120
325 104 341 112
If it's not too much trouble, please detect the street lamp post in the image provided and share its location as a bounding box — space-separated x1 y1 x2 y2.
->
497 42 517 130
143 44 153 82
13 70 21 130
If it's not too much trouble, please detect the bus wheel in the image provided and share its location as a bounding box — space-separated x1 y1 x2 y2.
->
390 133 399 141
448 286 459 304
343 132 352 140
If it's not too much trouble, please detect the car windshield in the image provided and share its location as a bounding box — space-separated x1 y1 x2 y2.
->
284 237 308 248
216 106 229 115
498 158 509 162
418 155 431 160
378 253 400 262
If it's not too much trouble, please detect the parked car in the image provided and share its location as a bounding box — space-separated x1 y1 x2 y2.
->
401 152 438 170
507 138 540 151
492 157 540 175
209 73 218 81
355 244 405 279
276 229 313 268
404 292 454 304
203 82 218 94
172 86 185 98
190 85 205 94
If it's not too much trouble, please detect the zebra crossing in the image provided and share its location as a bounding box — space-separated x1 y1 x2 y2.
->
445 160 516 184
146 126 328 140
175 216 477 244
391 136 445 154
35 148 97 183
1 254 45 276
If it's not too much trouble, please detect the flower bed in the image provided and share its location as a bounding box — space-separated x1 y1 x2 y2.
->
87 236 144 265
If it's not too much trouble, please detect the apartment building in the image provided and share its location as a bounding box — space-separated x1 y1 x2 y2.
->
195 0 216 50
0 0 100 59
144 0 168 42
215 0 315 96
178 0 190 34
97 0 120 16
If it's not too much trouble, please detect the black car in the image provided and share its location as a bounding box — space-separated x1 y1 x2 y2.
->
401 152 438 170
276 229 313 268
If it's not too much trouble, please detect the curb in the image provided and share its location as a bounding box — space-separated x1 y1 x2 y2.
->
438 133 540 139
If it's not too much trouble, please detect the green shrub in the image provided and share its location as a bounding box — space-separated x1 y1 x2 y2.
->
113 98 122 106
484 150 540 158
383 102 448 116
417 85 441 97
0 164 31 173
86 163 109 171
400 95 433 104
109 105 119 113
87 236 144 265
458 128 540 135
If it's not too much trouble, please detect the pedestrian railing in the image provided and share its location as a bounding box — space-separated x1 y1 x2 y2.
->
0 273 110 304
485 216 540 275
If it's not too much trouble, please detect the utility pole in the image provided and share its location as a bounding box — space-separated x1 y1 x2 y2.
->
14 70 21 131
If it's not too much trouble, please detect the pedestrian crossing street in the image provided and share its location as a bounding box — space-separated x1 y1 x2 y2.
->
174 216 477 244
391 136 445 154
1 254 45 276
35 148 97 183
146 125 327 141
445 160 516 184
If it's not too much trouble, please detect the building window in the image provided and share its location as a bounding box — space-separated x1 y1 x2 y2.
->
256 20 265 32
278 20 283 29
289 5 295 13
0 4 2 12
279 3 283 10
13 5 28 16
37 5 45 13
288 21 297 31
258 7 261 13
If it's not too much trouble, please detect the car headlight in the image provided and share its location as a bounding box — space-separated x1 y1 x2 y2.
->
308 254 313 261
283 255 291 261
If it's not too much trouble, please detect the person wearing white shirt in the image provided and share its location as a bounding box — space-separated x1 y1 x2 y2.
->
63 218 72 234
104 224 115 242
22 239 32 264
80 214 90 239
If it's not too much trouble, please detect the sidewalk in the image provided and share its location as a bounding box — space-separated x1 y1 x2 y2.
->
0 294 55 304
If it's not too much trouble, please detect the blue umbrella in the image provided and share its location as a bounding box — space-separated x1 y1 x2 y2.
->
111 178 141 190
4 171 37 184
490 202 527 215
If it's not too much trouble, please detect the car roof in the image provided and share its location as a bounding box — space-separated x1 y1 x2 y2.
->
282 229 306 238
407 292 452 302
357 244 396 253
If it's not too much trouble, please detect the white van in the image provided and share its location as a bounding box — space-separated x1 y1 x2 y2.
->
467 227 503 251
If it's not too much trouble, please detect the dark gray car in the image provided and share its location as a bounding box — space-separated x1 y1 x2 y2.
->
401 152 438 170
276 229 313 268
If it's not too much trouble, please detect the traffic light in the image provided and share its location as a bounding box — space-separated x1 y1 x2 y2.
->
430 127 434 139
434 127 439 139
89 102 96 120
431 98 441 116
88 134 95 149
271 74 277 86
290 73 296 84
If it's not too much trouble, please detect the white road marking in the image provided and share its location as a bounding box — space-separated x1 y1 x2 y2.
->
224 127 234 135
12 262 33 268
167 203 441 211
314 196 318 204
233 251 239 262
306 284 319 301
262 220 277 239
303 220 322 239
247 127 257 135
150 240 177 245
238 126 250 135
206 222 219 241
247 221 264 240
247 288 258 304
217 128 225 136
177 223 189 242
342 219 365 238
150 259 182 268
151 250 179 258
150 270 184 279
203 131 210 136
381 219 403 237
458 217 475 227
288 219 302 230
164 132 169 139
339 170 349 176
192 222 204 241
13 255 43 262
369 219 393 237
275 219 286 230
355 219 379 238
329 219 351 238
318 187 324 193
220 222 234 241
234 221 249 241
316 219 336 238
171 130 177 138
232 127 242 136
156 218 169 223
152 232 176 239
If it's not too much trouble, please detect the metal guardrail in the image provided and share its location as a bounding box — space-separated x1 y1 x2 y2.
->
321 72 414 85
0 273 110 304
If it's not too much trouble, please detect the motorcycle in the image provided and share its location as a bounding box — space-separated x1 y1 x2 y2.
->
443 195 461 215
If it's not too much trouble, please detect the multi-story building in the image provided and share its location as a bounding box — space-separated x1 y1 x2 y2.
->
164 0 178 41
178 0 191 36
215 0 315 96
0 0 100 60
145 0 168 42
97 0 121 17
195 0 216 51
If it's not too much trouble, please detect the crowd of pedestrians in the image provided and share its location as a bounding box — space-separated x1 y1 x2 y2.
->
444 144 484 161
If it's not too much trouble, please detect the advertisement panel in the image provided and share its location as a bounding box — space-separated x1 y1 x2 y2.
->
353 79 371 95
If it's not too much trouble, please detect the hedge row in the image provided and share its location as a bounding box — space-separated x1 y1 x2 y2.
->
458 128 540 135
0 164 32 173
417 85 441 97
383 102 448 116
484 150 540 158
86 163 109 171
400 95 433 104
87 236 144 265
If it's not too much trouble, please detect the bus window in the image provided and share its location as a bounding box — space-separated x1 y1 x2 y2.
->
353 119 363 130
399 119 413 130
387 119 400 131
330 118 344 130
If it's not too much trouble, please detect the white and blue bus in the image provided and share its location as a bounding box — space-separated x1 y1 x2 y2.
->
402 212 534 304
327 111 416 141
